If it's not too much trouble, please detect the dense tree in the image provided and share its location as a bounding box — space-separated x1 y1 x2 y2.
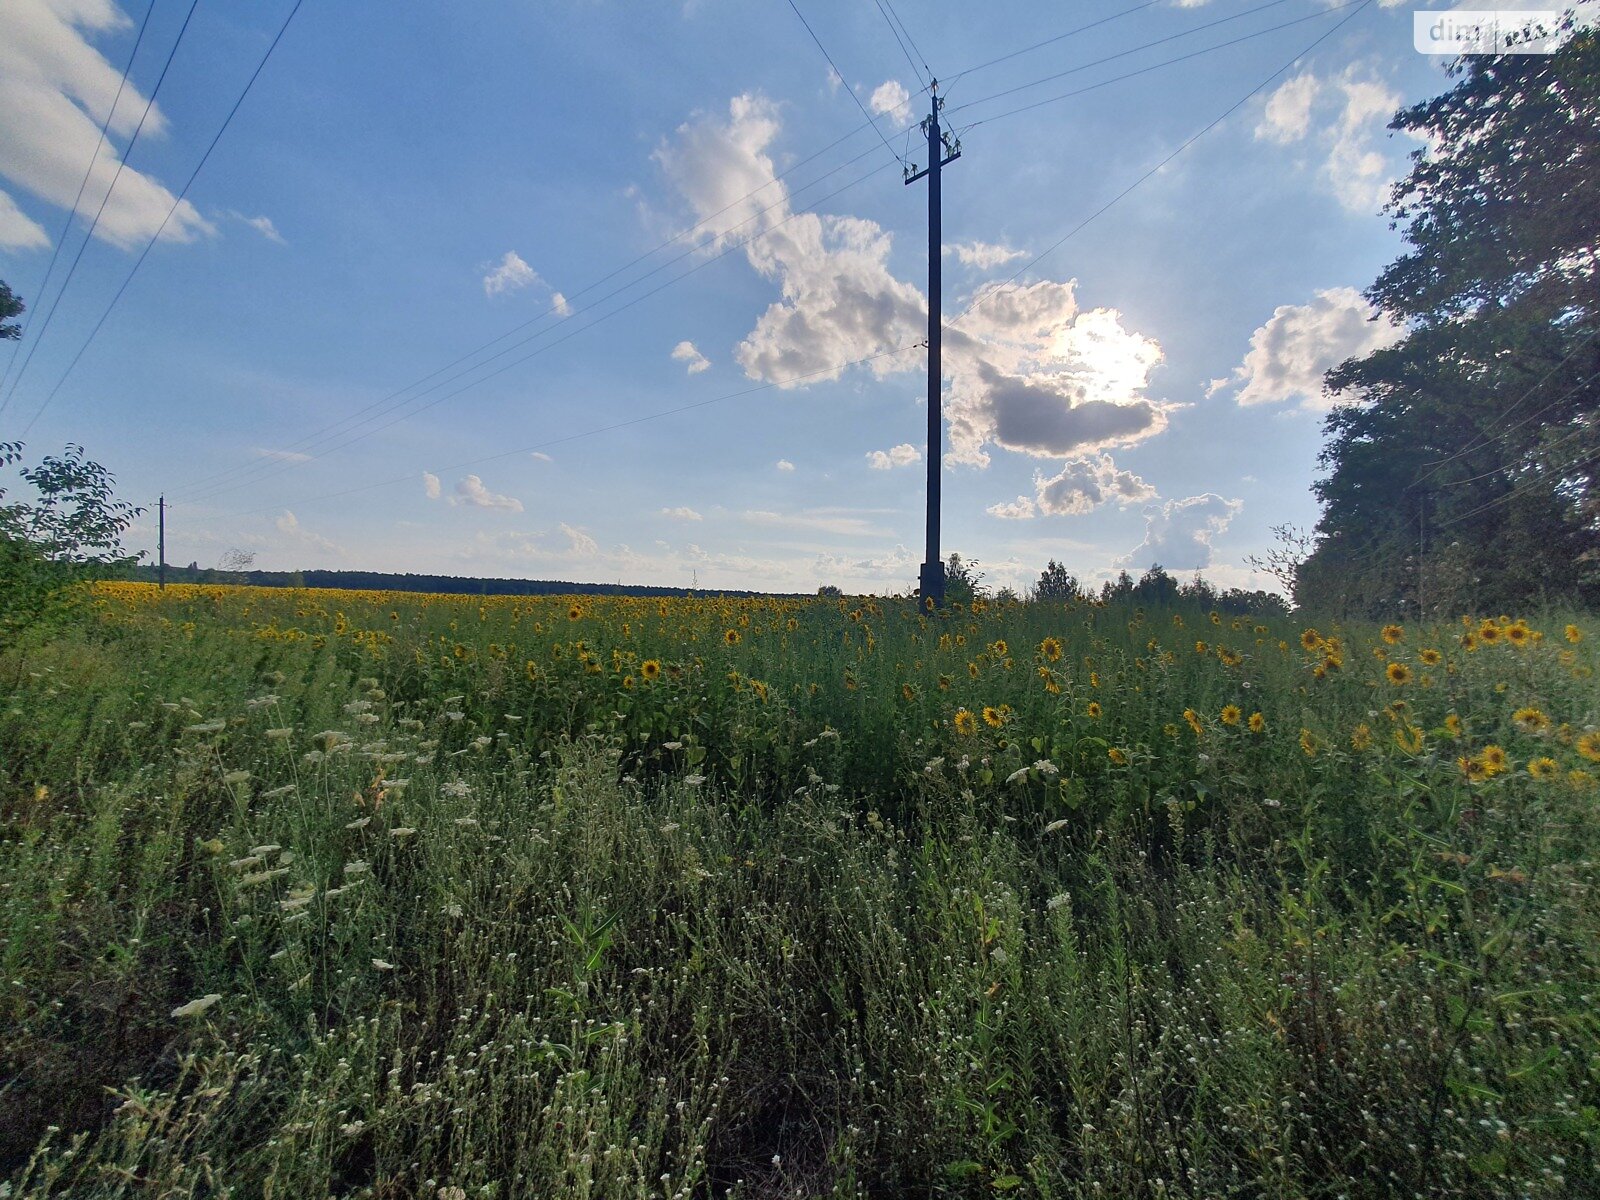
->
1 279 23 341
1300 22 1599 615
1032 558 1081 602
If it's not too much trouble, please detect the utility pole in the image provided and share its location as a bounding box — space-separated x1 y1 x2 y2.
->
905 82 960 607
1417 491 1425 620
158 495 166 589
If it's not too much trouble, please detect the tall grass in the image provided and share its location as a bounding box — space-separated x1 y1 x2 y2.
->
1 586 1596 1196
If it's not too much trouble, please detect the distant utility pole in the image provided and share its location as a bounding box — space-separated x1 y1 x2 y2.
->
158 495 166 589
905 82 960 608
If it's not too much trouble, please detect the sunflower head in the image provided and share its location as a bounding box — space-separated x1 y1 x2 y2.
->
1220 704 1242 726
1420 648 1442 666
1386 662 1413 685
1512 706 1549 733
641 659 662 680
1480 744 1509 775
982 705 1004 729
1527 757 1558 780
1183 708 1203 736
1300 628 1322 652
1576 730 1600 763
1039 636 1063 662
1350 723 1372 751
567 605 582 621
724 629 741 646
1565 623 1583 644
1299 728 1320 758
1248 711 1266 734
1108 747 1128 766
1086 701 1103 719
1381 624 1404 645
953 708 978 736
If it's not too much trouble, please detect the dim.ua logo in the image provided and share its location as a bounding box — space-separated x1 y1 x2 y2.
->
1414 9 1561 54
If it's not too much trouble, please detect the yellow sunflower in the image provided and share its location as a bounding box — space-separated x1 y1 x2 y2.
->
1039 636 1063 662
1248 711 1266 734
901 683 916 703
1386 662 1413 685
1419 648 1442 666
953 708 978 736
1299 628 1322 652
1108 747 1128 766
1480 744 1509 776
1527 757 1558 780
1394 723 1424 755
982 705 1004 729
1381 624 1404 645
724 629 741 646
1350 723 1372 751
1086 701 1103 719
1220 704 1242 726
1458 755 1488 782
1299 728 1321 758
1576 731 1600 763
1565 623 1583 644
567 605 582 621
641 659 662 681
1444 713 1463 738
1512 706 1549 734
1183 708 1203 737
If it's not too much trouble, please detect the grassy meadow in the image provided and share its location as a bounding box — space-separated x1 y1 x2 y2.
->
2 582 1598 1197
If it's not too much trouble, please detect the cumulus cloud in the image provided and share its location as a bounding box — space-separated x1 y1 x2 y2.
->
986 496 1036 520
671 339 710 373
1255 74 1319 144
0 187 49 249
273 510 341 555
661 505 702 520
0 0 213 249
1209 286 1403 409
866 443 920 470
775 459 795 471
1034 454 1157 516
227 211 284 244
742 507 887 537
559 523 598 556
1255 69 1419 214
868 79 911 125
1124 494 1242 572
656 95 1167 470
945 240 1027 270
482 250 537 296
531 451 553 462
450 474 523 512
422 471 441 500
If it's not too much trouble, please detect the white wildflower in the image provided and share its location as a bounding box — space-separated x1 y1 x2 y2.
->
171 993 222 1018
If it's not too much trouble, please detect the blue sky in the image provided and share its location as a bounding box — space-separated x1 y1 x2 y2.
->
0 0 1562 592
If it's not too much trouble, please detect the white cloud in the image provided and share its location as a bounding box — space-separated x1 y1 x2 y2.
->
866 442 920 470
1124 494 1242 572
1033 454 1157 516
422 471 441 500
656 95 1168 471
1255 74 1319 144
559 523 598 556
531 451 553 462
1209 286 1403 409
482 250 538 296
252 447 311 464
1255 68 1419 214
671 339 710 373
775 459 795 471
235 212 284 244
0 0 213 248
450 474 523 512
945 240 1027 270
0 187 49 249
661 505 702 520
825 65 843 94
868 79 911 125
986 496 1036 520
273 509 341 555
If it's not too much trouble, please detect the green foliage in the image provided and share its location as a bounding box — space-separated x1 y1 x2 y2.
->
4 590 1599 1195
943 551 984 604
0 443 142 642
0 279 23 341
1302 28 1600 615
1031 558 1080 602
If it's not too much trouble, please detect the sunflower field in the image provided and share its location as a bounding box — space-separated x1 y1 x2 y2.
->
2 582 1598 1197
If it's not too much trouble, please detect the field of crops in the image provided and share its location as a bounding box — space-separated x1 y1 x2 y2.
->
3 582 1598 1197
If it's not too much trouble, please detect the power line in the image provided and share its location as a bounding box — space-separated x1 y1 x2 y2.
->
785 0 905 168
0 0 159 403
951 0 1375 331
177 155 901 504
201 341 926 519
1 0 201 419
18 0 307 439
1433 372 1598 488
873 0 931 90
1434 443 1600 531
947 0 1350 124
942 0 1162 88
